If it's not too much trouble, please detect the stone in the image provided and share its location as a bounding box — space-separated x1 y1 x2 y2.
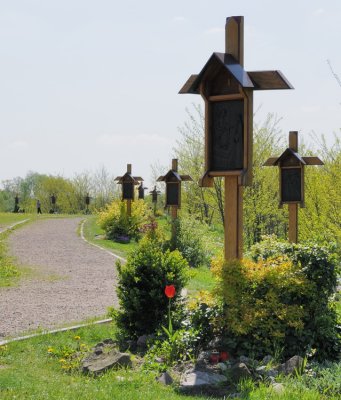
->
229 362 252 382
180 370 227 387
278 355 303 375
217 362 228 372
262 355 273 364
136 334 154 349
239 355 251 364
102 338 115 345
157 372 173 386
82 350 132 375
256 365 278 378
272 383 285 394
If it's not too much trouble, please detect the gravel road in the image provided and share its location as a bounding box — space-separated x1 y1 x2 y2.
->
0 218 119 338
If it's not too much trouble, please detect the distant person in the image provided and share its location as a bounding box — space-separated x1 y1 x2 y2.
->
36 200 42 214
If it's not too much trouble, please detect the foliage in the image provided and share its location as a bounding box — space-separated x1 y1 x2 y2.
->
184 290 224 348
243 114 288 247
0 167 119 214
98 199 150 241
212 238 340 360
114 236 189 338
166 215 209 267
299 134 341 249
47 335 89 372
0 232 20 286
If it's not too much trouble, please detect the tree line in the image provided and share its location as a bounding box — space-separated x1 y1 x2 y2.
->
0 167 119 214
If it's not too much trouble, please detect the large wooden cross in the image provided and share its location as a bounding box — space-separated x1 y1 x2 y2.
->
264 131 323 242
180 16 293 260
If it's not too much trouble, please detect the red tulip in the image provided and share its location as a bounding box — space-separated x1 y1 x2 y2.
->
165 285 176 298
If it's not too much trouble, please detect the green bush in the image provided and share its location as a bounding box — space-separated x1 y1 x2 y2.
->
212 238 340 360
167 216 209 268
114 236 189 338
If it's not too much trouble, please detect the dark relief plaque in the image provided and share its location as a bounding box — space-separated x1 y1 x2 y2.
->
123 183 134 200
152 192 158 203
166 184 179 206
210 100 244 171
281 168 302 202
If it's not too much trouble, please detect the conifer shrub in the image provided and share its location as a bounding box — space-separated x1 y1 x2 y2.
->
114 236 189 338
212 238 340 360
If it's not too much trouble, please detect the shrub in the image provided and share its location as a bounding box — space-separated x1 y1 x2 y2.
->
167 216 209 267
114 236 189 338
98 199 150 241
212 239 340 360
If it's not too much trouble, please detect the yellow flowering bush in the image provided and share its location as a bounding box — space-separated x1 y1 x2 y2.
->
211 255 315 357
98 199 151 241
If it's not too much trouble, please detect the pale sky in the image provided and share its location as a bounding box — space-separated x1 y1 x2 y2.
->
1 0 340 187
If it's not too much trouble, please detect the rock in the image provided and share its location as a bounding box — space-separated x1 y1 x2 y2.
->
272 383 285 394
229 362 252 382
278 355 303 375
180 370 227 388
157 372 173 385
217 362 228 372
102 338 115 345
239 355 251 365
136 334 154 349
266 369 278 378
256 365 278 378
82 350 132 375
256 365 267 373
262 355 273 364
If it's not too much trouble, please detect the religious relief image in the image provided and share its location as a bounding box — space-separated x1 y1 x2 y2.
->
167 184 179 206
210 100 244 171
281 168 302 202
123 183 134 200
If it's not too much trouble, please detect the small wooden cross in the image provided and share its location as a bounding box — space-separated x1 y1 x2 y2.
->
157 159 192 240
114 164 143 216
264 131 323 242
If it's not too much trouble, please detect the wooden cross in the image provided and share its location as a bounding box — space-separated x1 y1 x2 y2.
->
264 131 323 242
157 159 192 240
114 164 143 217
180 16 293 259
149 185 161 215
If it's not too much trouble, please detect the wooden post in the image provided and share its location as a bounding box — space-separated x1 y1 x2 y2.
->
127 163 132 217
224 16 244 260
288 131 298 243
171 159 178 241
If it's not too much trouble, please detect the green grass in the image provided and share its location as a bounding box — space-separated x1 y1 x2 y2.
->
1 321 340 400
0 322 220 400
82 215 138 259
0 212 31 231
187 265 216 295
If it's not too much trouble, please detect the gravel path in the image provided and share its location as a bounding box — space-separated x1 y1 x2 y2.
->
0 218 119 338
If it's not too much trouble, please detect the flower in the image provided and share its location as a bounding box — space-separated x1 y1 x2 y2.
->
74 335 81 341
165 285 176 298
